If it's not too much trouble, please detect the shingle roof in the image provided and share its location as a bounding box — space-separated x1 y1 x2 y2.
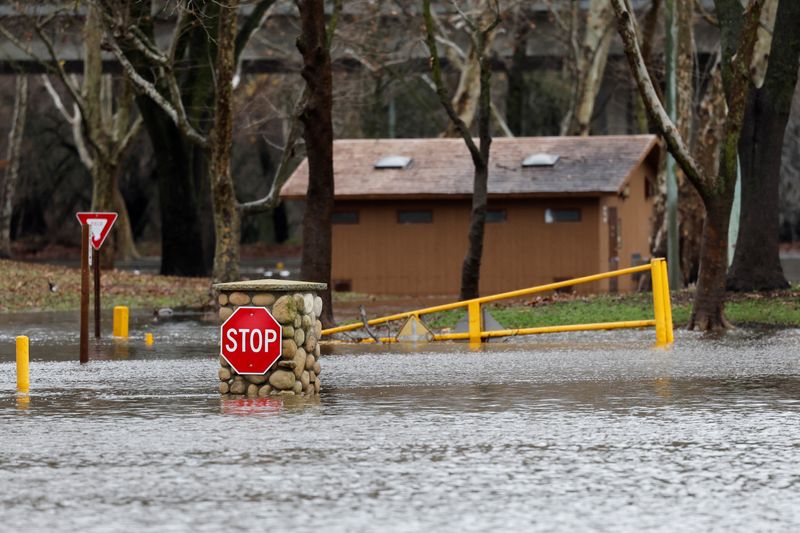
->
281 135 660 199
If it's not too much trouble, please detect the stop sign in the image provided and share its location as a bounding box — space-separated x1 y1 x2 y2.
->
220 306 283 374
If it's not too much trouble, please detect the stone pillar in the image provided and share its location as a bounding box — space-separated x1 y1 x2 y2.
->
212 279 327 397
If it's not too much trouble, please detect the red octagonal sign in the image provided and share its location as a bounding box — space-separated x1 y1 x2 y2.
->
220 306 282 374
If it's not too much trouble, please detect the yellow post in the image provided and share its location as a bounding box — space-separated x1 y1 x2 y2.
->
660 259 674 343
113 306 129 338
145 332 154 345
467 301 482 344
651 259 667 345
16 336 30 393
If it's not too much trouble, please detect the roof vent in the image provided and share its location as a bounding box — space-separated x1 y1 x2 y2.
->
375 155 412 169
522 153 559 167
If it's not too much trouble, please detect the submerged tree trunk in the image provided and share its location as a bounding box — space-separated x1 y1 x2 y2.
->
210 0 241 283
691 198 733 330
0 76 28 259
611 0 764 330
728 0 799 291
296 0 335 326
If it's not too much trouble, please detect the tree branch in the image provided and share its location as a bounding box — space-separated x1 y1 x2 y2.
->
116 115 143 158
490 101 513 137
611 0 706 196
240 91 308 215
235 0 279 60
41 75 96 171
422 0 482 166
326 0 344 49
104 38 208 147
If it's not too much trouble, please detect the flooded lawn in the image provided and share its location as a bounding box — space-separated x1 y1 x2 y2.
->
1 312 799 532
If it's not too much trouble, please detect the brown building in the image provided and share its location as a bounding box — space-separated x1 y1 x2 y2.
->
282 135 661 296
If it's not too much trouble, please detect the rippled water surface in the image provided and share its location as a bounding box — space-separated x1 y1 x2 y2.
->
1 312 799 532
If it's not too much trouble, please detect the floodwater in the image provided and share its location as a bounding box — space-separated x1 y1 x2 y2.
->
1 311 799 532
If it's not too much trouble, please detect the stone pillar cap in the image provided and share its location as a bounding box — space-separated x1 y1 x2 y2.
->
212 279 328 292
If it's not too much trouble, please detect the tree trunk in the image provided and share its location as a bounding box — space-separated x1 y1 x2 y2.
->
210 0 241 284
459 30 494 300
459 162 488 299
112 177 140 261
0 76 28 259
674 0 704 286
505 11 529 136
296 0 335 326
444 0 498 136
689 198 732 330
565 0 613 136
611 0 764 330
728 0 799 291
123 0 210 277
137 101 208 276
91 158 118 268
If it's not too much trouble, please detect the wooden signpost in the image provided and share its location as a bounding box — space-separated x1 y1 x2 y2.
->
76 212 118 363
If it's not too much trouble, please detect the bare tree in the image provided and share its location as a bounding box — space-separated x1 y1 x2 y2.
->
611 0 764 330
95 0 280 278
0 76 28 259
424 0 501 300
0 6 142 262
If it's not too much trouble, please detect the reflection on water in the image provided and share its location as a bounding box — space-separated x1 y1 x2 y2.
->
0 314 799 532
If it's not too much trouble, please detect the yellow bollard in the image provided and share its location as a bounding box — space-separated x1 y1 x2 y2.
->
660 259 674 344
145 332 154 346
651 259 667 345
467 301 482 344
16 335 29 393
113 306 129 338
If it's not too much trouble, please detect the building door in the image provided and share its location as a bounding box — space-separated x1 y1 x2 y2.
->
608 207 619 293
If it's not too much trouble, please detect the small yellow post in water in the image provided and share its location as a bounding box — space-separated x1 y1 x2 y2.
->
16 335 29 393
467 301 482 345
660 259 674 344
113 306 129 338
145 332 154 345
651 259 667 345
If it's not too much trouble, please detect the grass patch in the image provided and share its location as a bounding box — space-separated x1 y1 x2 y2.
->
423 290 799 330
0 259 211 313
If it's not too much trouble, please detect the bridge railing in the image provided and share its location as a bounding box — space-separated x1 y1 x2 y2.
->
322 258 674 345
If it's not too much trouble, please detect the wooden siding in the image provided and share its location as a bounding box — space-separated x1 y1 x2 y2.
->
598 163 656 291
330 198 606 296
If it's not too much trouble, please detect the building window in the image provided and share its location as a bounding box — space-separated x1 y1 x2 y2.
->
545 208 581 224
333 279 352 292
332 211 359 224
397 210 433 224
486 209 507 223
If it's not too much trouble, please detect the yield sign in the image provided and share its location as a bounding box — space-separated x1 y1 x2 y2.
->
76 212 118 250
